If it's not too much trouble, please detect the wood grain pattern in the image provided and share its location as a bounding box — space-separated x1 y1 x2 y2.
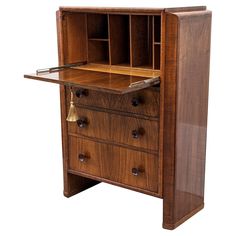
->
110 113 158 150
63 13 87 63
109 15 130 65
109 87 160 117
57 10 100 197
131 15 152 68
24 68 160 94
87 40 109 64
77 63 160 77
163 10 211 229
106 145 159 192
66 86 159 117
26 7 211 230
67 106 158 151
68 168 162 197
69 136 106 177
87 13 108 39
59 6 206 14
68 107 109 140
68 136 161 193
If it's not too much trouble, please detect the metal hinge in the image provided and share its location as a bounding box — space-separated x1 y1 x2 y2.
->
36 61 86 75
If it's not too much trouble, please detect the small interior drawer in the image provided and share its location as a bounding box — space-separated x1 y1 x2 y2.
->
68 136 160 193
68 86 160 117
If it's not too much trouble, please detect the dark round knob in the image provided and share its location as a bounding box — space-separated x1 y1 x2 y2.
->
131 97 140 107
132 129 140 139
75 89 88 98
132 168 141 176
132 128 144 139
78 154 87 162
77 117 88 128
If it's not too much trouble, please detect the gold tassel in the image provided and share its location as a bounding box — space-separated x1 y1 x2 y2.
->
66 88 78 122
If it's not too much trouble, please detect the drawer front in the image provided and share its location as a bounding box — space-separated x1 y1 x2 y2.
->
68 108 110 140
109 88 160 117
70 88 110 108
110 114 158 151
68 87 159 117
68 136 160 193
68 108 158 151
105 146 160 193
68 136 106 177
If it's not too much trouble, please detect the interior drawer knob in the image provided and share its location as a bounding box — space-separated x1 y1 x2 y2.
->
131 167 143 176
131 97 141 107
75 88 88 98
78 154 88 162
77 117 88 128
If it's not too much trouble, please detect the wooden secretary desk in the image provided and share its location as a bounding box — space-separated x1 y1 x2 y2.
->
24 6 211 230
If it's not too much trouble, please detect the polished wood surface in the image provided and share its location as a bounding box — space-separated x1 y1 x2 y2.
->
110 113 158 150
26 6 211 230
24 68 160 94
68 107 109 140
68 136 161 193
57 10 100 198
109 15 130 65
107 145 159 192
68 106 159 151
163 10 211 229
77 63 160 78
131 15 153 68
67 86 160 117
63 13 87 64
59 6 206 14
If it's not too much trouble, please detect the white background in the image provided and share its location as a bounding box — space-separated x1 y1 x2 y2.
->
0 0 235 235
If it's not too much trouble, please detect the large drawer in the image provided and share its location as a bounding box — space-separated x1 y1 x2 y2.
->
67 86 160 117
68 136 160 193
68 108 159 151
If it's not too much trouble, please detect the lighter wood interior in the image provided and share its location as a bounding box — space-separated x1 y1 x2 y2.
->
74 63 160 78
64 12 162 72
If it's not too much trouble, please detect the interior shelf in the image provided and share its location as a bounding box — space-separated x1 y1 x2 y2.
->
88 38 109 41
76 63 160 78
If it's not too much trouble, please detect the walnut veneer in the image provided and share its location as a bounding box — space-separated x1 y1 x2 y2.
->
24 6 211 230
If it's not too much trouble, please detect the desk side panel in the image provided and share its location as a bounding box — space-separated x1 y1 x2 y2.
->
163 11 211 229
57 10 99 197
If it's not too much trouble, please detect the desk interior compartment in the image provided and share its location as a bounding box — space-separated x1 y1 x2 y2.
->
109 14 130 66
24 11 161 94
130 15 153 69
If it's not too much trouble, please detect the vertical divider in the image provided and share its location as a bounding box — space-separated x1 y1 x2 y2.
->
152 16 155 70
129 14 133 67
85 13 89 64
153 15 161 70
107 14 111 65
148 15 153 69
